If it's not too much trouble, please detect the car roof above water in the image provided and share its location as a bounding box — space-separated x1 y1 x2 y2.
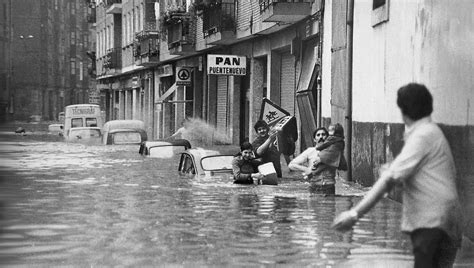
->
103 120 145 131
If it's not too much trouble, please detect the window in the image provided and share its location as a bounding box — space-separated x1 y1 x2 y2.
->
128 13 132 44
137 5 141 32
70 59 76 75
372 0 389 26
373 0 385 9
71 118 83 128
85 118 97 127
123 14 127 45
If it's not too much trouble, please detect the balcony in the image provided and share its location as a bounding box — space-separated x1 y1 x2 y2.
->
105 0 122 14
103 47 122 70
202 1 236 45
163 11 194 55
134 29 160 67
259 0 312 23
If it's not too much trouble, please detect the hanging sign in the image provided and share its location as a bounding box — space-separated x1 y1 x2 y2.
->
208 54 246 76
176 67 191 86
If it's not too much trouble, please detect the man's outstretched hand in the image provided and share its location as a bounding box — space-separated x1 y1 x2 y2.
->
332 210 358 232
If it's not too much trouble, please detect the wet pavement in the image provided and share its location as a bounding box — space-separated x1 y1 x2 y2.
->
0 123 472 267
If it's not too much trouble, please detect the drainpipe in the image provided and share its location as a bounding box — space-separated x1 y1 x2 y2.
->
346 0 354 181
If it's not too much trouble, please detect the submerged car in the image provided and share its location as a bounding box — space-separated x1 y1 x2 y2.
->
65 127 102 143
102 120 147 145
48 123 64 136
139 139 192 158
178 147 238 177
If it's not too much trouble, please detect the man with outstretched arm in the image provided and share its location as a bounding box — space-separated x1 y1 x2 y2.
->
332 83 463 268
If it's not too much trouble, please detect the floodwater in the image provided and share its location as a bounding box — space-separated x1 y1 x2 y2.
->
0 134 414 267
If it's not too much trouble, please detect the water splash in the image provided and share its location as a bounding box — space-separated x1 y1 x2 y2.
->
180 117 231 147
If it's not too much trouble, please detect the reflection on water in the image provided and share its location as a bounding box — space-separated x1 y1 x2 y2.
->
0 139 413 267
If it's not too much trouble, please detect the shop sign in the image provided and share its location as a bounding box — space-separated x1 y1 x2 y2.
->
208 54 246 76
88 90 100 104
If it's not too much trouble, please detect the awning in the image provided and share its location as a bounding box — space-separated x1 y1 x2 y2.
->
157 82 177 103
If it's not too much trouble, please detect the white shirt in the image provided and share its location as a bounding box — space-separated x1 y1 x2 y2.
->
385 116 462 244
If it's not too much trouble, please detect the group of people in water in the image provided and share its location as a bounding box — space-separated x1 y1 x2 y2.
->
233 84 464 267
175 83 464 266
232 118 347 195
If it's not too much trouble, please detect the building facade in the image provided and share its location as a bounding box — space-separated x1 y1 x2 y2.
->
322 0 473 238
5 0 95 121
95 0 323 150
94 0 473 231
0 0 12 121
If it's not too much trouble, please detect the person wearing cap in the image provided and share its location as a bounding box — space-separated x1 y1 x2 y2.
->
251 120 282 178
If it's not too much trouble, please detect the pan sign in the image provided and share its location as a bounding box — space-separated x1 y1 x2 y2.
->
176 67 191 86
208 54 246 76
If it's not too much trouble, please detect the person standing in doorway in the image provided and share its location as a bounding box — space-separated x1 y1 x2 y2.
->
332 83 463 267
252 120 282 178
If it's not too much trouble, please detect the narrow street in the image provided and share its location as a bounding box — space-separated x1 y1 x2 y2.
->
0 125 417 267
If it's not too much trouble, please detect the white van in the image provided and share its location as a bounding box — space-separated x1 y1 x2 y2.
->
64 104 103 140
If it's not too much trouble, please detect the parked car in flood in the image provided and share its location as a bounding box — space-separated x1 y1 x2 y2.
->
178 147 238 177
102 120 147 145
48 123 64 136
139 139 191 158
65 127 102 143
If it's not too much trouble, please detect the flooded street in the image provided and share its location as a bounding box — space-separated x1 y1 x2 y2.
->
0 134 413 267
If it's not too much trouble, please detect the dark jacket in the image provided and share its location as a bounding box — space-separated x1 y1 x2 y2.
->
252 135 282 177
232 154 262 184
316 136 346 169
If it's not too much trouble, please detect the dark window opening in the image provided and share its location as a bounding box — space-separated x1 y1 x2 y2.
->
85 118 97 127
373 0 386 9
71 118 83 128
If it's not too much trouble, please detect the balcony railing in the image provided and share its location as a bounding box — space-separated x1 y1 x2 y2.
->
259 0 312 23
103 47 122 69
202 1 235 38
163 10 194 55
134 32 160 67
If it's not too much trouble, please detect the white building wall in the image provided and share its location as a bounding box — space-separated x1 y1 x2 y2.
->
352 0 474 126
321 0 332 119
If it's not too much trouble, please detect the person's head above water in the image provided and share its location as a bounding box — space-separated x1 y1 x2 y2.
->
240 141 254 160
313 127 328 144
254 120 270 137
